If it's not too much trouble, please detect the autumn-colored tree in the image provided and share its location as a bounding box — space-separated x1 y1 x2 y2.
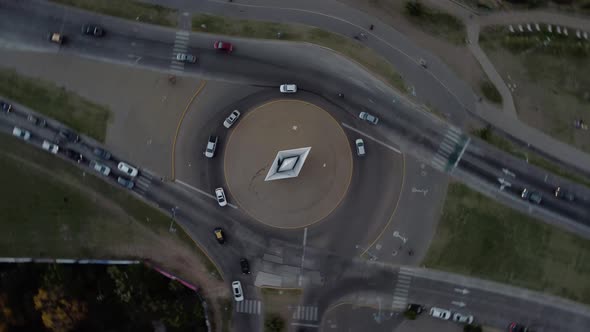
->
0 293 21 332
33 287 87 332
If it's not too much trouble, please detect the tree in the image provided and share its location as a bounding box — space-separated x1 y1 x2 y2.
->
405 1 425 16
264 313 285 332
33 287 87 332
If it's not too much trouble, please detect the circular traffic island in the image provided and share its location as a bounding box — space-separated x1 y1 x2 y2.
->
224 100 353 228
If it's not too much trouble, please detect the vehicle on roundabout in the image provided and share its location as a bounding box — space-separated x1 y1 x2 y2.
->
204 135 218 158
452 312 474 324
359 111 379 125
214 227 225 244
280 84 297 93
214 40 233 53
223 110 241 129
117 162 138 177
12 127 30 141
41 140 59 154
508 322 530 332
81 24 104 37
429 307 451 320
90 160 111 176
48 32 64 44
215 187 227 207
355 138 365 156
231 281 244 302
176 53 197 63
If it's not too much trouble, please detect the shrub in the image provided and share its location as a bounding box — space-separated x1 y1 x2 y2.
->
405 1 425 16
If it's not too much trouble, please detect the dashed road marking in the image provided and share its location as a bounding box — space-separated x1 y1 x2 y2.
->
293 305 318 321
235 299 261 315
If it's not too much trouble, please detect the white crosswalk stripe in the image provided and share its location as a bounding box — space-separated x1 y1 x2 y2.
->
431 126 466 171
235 300 261 315
169 30 191 74
292 305 318 321
391 270 413 309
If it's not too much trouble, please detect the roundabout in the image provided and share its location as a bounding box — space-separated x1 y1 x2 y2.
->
223 99 353 228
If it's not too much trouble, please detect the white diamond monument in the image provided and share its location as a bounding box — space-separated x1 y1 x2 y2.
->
264 147 311 181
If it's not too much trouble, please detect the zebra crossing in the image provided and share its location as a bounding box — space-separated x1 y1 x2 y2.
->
431 125 469 172
235 299 261 315
292 305 319 321
170 31 190 74
391 268 413 310
134 172 153 195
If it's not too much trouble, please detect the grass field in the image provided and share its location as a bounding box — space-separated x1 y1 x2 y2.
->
480 26 590 153
0 134 221 281
192 15 406 93
424 183 590 304
50 0 177 27
0 68 110 142
403 1 466 45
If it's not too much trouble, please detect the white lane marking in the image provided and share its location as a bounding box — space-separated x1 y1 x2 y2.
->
453 137 471 168
341 123 402 154
175 179 238 209
291 322 319 328
176 31 189 36
298 227 308 287
257 301 261 314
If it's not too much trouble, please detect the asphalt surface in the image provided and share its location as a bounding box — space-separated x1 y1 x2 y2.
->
1 1 590 331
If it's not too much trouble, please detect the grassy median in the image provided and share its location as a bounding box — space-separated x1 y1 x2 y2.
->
403 1 466 45
424 183 590 304
0 134 221 281
192 15 407 93
0 68 110 142
50 0 177 27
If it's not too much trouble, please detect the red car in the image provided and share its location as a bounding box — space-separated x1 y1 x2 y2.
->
214 40 233 53
508 323 529 332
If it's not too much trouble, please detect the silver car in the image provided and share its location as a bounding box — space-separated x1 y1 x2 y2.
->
12 127 31 141
452 312 474 324
204 136 218 158
223 110 241 129
355 138 365 156
176 53 197 63
359 111 379 125
90 160 111 176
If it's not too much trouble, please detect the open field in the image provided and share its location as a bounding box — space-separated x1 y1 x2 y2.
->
0 68 110 142
50 0 177 27
0 134 221 281
424 183 590 304
480 26 590 153
458 0 590 13
192 15 406 93
261 288 302 332
403 0 467 45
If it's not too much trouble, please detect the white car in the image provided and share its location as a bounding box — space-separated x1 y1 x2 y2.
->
215 187 227 207
90 160 111 176
12 127 30 141
279 84 297 93
452 312 474 324
176 53 197 63
231 281 244 302
204 136 218 158
359 111 379 125
117 162 138 177
355 138 365 156
429 307 451 320
223 110 241 129
41 140 59 154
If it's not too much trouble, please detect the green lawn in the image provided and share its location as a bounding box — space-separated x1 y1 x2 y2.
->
192 15 406 93
50 0 177 27
0 68 110 142
403 1 466 45
424 183 590 304
0 134 221 280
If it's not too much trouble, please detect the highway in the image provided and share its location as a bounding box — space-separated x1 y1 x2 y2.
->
1 0 590 331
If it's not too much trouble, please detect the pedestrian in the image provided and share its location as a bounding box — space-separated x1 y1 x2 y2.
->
370 24 374 30
408 249 414 256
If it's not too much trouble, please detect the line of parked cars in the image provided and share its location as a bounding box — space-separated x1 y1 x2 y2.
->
429 307 474 325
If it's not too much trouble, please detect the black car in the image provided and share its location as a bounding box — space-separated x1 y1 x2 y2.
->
554 186 575 201
93 147 111 160
64 149 84 163
82 24 104 37
508 323 529 332
27 114 47 127
58 129 80 143
240 258 251 274
406 304 424 315
1 101 12 113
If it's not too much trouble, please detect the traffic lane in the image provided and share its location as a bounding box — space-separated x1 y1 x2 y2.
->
458 156 587 223
464 145 590 210
462 153 590 223
409 277 589 332
320 303 403 332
